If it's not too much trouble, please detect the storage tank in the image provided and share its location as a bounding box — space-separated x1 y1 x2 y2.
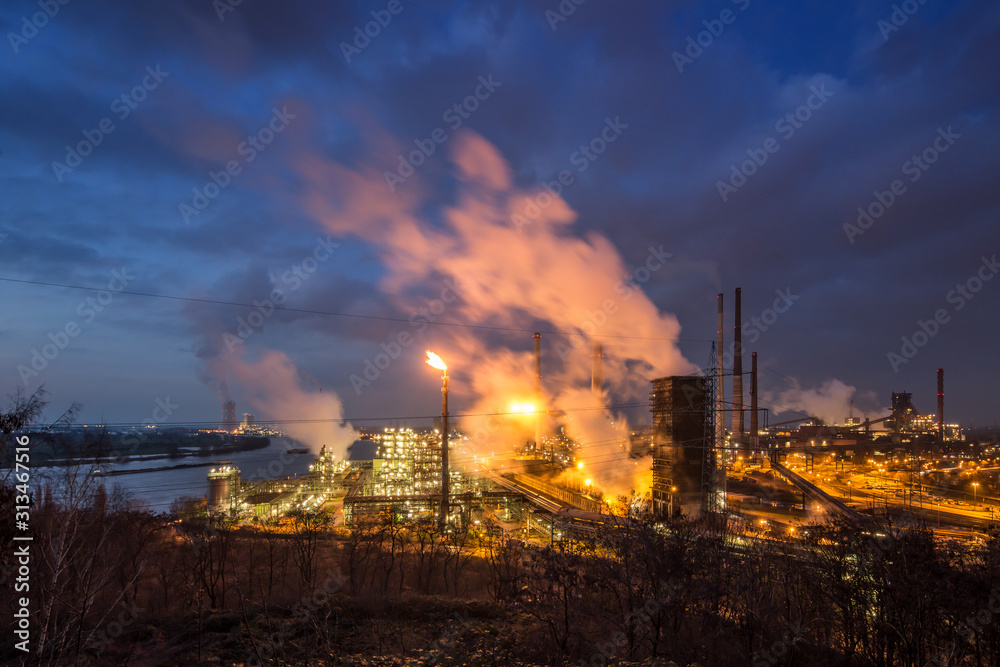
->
207 466 240 512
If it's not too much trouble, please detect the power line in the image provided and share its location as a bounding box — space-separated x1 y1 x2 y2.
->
0 276 712 343
38 402 655 429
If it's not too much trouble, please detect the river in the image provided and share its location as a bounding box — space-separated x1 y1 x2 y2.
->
35 437 318 513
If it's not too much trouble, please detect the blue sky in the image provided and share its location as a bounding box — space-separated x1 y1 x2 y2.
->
1 0 998 431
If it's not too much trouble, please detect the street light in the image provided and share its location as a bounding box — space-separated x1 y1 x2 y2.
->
973 482 979 503
426 351 449 530
847 481 852 502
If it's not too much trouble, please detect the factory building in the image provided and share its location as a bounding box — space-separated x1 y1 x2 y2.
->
886 391 965 442
206 442 353 518
371 427 444 496
344 427 479 525
650 375 714 518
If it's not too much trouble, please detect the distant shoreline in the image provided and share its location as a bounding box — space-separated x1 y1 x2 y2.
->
27 433 274 467
92 461 225 476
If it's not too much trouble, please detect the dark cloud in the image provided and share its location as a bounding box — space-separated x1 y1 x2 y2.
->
0 0 997 426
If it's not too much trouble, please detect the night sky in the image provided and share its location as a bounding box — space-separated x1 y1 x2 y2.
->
2 0 998 434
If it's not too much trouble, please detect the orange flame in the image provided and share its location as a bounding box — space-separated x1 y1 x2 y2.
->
425 350 447 371
509 401 537 415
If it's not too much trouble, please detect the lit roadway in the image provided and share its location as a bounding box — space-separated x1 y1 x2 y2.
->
781 460 998 533
480 468 563 514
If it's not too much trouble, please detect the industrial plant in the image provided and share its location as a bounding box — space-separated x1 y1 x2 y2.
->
203 288 983 545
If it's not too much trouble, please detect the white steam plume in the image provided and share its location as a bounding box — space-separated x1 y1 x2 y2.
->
296 130 695 488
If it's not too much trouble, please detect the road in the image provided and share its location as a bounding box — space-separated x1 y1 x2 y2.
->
782 460 999 533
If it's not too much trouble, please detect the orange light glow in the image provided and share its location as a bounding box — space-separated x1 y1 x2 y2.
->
509 401 537 414
425 351 447 371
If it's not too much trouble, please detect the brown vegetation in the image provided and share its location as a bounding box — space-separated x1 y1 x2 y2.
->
5 391 1000 665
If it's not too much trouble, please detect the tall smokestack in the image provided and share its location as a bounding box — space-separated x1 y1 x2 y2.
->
750 352 758 449
733 288 744 440
591 341 603 402
534 333 542 453
937 368 944 442
716 293 725 460
441 370 449 530
222 401 237 431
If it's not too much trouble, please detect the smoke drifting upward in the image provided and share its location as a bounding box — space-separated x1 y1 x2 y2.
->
764 378 857 424
183 302 356 458
186 301 233 403
216 349 356 459
296 129 695 487
557 387 651 499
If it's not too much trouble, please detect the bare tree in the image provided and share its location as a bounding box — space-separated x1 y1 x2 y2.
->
287 507 331 594
482 516 524 604
182 514 235 610
409 516 443 594
520 544 595 660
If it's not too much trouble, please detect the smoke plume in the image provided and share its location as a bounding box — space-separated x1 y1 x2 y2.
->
295 130 694 489
764 378 856 424
184 300 356 458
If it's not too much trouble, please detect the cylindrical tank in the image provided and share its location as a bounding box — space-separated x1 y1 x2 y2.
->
207 473 230 509
207 466 239 511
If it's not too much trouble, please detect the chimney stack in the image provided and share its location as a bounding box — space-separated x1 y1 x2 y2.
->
591 341 603 402
937 368 944 441
733 288 744 439
716 293 725 459
750 351 758 448
534 333 542 452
